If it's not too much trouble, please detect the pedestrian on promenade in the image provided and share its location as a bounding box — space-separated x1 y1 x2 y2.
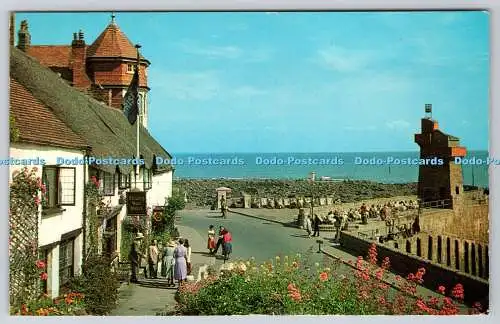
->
174 238 188 287
128 232 144 283
148 239 159 279
222 229 232 261
162 240 176 287
312 214 321 237
221 196 228 218
207 225 216 254
212 226 225 255
184 239 192 275
305 215 313 238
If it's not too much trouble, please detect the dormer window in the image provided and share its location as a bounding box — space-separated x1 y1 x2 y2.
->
126 64 134 74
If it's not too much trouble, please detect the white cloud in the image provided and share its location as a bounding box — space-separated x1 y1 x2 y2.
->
316 46 376 72
152 71 221 101
386 120 411 130
179 41 242 59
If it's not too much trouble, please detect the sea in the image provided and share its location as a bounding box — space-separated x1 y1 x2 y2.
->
169 151 490 188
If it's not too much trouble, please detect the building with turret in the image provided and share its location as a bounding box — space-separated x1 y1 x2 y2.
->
15 14 151 128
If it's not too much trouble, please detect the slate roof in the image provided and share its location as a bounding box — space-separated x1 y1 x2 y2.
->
10 46 171 174
10 77 88 150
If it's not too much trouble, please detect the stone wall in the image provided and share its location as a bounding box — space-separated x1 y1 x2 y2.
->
340 231 489 306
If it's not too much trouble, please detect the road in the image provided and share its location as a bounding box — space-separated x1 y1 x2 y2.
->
176 209 328 265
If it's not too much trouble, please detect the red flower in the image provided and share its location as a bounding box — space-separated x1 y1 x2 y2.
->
451 283 464 299
40 272 48 281
437 285 446 295
36 260 46 269
319 272 328 282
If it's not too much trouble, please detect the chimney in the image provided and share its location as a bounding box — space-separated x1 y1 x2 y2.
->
9 12 15 46
17 20 31 52
70 29 91 89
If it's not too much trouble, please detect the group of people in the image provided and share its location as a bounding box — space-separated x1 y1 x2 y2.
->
207 225 232 260
128 233 193 287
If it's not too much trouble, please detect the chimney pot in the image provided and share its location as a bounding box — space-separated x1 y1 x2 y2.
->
78 30 84 40
73 32 77 40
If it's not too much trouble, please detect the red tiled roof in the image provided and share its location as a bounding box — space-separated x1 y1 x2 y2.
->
10 78 88 150
87 22 146 60
27 45 72 67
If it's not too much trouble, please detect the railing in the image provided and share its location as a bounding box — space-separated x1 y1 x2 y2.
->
419 199 453 209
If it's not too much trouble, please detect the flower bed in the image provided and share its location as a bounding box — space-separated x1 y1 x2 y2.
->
11 292 86 316
175 244 487 315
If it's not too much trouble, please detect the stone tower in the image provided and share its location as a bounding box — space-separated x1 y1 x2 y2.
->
414 105 466 209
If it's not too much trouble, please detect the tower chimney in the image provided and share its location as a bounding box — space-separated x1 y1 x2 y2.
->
17 20 31 52
78 29 84 40
9 12 15 46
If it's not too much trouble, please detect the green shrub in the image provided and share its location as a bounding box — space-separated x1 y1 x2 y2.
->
68 255 119 315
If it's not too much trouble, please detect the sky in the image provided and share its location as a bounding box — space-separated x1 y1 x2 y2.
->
15 11 490 153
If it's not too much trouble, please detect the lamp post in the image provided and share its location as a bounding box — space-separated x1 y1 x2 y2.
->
316 239 323 253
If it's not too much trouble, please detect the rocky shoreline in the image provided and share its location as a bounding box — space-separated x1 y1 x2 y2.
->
175 179 418 207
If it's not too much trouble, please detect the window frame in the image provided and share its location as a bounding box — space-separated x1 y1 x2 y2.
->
142 167 152 190
101 171 115 196
118 171 130 190
126 63 134 74
42 166 76 208
59 239 75 287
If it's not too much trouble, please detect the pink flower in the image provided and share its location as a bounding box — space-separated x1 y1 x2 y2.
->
40 272 48 281
36 260 46 269
437 285 446 295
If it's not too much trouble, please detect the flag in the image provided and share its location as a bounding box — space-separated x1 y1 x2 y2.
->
122 67 139 125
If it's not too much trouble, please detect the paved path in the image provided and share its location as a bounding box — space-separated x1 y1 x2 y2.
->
110 224 213 316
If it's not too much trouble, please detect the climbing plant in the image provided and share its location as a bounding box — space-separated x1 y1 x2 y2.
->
84 176 104 259
9 167 47 307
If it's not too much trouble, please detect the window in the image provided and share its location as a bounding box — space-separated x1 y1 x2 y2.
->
127 63 134 73
59 239 74 286
42 166 76 208
101 172 115 196
143 167 152 190
118 172 130 189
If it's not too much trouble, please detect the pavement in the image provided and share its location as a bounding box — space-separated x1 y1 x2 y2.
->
110 224 214 316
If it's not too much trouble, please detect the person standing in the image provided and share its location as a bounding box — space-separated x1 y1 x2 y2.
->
184 239 192 276
212 226 225 255
305 215 313 238
207 225 216 254
148 239 159 279
128 232 144 283
221 196 228 218
222 229 232 260
174 238 188 287
162 240 176 287
312 214 321 237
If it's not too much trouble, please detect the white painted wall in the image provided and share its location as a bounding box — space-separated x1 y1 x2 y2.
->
149 170 173 207
10 143 86 298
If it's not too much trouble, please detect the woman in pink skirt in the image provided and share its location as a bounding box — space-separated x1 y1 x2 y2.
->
207 225 216 254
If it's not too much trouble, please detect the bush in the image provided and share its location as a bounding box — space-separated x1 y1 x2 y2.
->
67 255 119 315
175 245 487 315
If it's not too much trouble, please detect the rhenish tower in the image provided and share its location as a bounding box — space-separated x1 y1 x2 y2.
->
414 104 467 209
16 13 151 129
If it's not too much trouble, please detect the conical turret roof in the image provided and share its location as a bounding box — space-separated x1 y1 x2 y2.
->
87 18 147 62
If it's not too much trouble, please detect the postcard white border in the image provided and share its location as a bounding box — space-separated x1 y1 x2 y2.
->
1 1 498 324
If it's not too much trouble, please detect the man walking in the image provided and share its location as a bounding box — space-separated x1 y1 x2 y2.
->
128 232 144 283
148 239 159 279
212 226 225 255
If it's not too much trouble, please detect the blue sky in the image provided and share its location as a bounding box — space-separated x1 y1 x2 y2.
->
15 11 490 153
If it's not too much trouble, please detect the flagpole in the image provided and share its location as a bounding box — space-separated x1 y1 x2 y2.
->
135 44 141 187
